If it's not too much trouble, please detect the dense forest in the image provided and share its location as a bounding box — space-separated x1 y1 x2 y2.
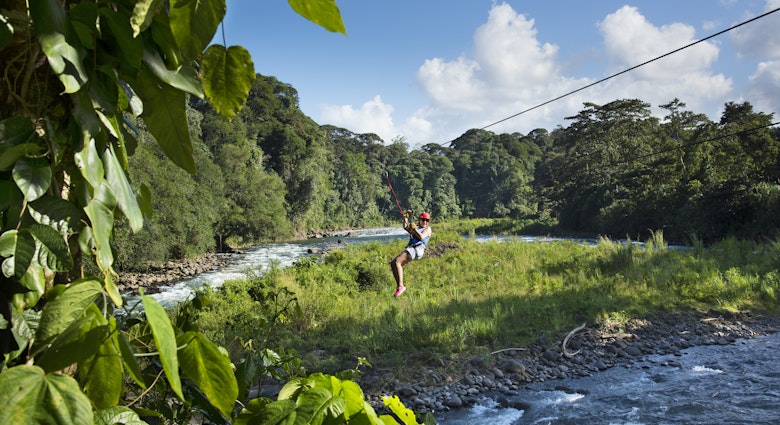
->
114 74 780 271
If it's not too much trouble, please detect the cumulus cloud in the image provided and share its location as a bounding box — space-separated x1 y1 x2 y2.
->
730 0 780 60
415 3 587 139
747 60 780 116
411 3 733 142
318 2 765 146
596 6 731 115
320 95 396 139
729 0 780 118
320 96 436 145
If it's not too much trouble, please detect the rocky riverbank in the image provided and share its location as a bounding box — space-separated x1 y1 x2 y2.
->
355 309 780 416
117 253 239 295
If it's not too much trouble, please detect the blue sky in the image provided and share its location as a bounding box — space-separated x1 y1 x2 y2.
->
221 1 780 148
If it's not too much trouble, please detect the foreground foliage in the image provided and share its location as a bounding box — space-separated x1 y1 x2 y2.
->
1 0 425 423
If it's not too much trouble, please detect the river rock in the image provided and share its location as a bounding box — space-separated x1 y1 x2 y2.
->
397 385 417 397
625 346 642 356
503 359 526 374
444 395 463 408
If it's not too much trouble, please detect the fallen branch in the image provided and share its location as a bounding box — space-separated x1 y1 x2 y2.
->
489 347 527 355
562 322 587 358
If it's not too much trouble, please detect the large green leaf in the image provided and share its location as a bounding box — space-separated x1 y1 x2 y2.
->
89 67 121 117
29 0 89 93
130 0 165 37
141 48 204 98
278 376 314 401
133 68 196 173
68 2 98 50
340 380 368 421
288 0 346 34
12 157 52 202
28 195 83 235
5 308 36 366
0 365 93 425
75 138 105 190
0 115 34 145
29 223 73 272
235 398 296 425
0 116 44 171
113 317 146 389
33 279 102 351
383 395 420 425
103 270 123 308
102 144 143 232
201 44 255 121
79 306 122 409
36 315 103 373
141 295 183 400
295 385 343 424
0 143 44 171
17 261 46 309
84 196 115 271
94 406 147 425
177 331 238 417
234 354 259 402
169 0 225 61
0 229 35 279
100 6 143 72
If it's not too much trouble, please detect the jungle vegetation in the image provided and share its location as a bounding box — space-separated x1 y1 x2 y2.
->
116 79 780 271
1 0 779 423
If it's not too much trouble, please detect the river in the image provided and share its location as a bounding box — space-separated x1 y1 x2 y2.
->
123 228 779 424
124 227 410 309
435 332 780 424
124 227 601 309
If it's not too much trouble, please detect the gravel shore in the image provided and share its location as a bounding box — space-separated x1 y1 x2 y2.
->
357 309 780 415
117 253 238 294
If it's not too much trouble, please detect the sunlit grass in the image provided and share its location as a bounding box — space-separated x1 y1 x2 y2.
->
189 224 780 380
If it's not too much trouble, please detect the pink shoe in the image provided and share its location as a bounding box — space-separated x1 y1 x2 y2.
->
393 286 406 297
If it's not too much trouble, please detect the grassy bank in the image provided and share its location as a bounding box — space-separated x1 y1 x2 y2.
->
181 222 780 384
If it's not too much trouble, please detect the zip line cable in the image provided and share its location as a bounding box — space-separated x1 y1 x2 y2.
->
444 6 780 145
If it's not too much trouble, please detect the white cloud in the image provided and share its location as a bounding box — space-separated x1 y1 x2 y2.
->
596 6 732 118
599 6 720 79
414 3 583 140
730 0 780 60
472 4 559 88
319 2 750 146
416 56 485 111
747 60 780 117
411 3 735 142
320 95 397 140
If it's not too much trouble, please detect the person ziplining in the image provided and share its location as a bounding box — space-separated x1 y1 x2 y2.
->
383 172 432 297
390 210 432 297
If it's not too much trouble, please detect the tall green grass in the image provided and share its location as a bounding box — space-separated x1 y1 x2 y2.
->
186 227 780 381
